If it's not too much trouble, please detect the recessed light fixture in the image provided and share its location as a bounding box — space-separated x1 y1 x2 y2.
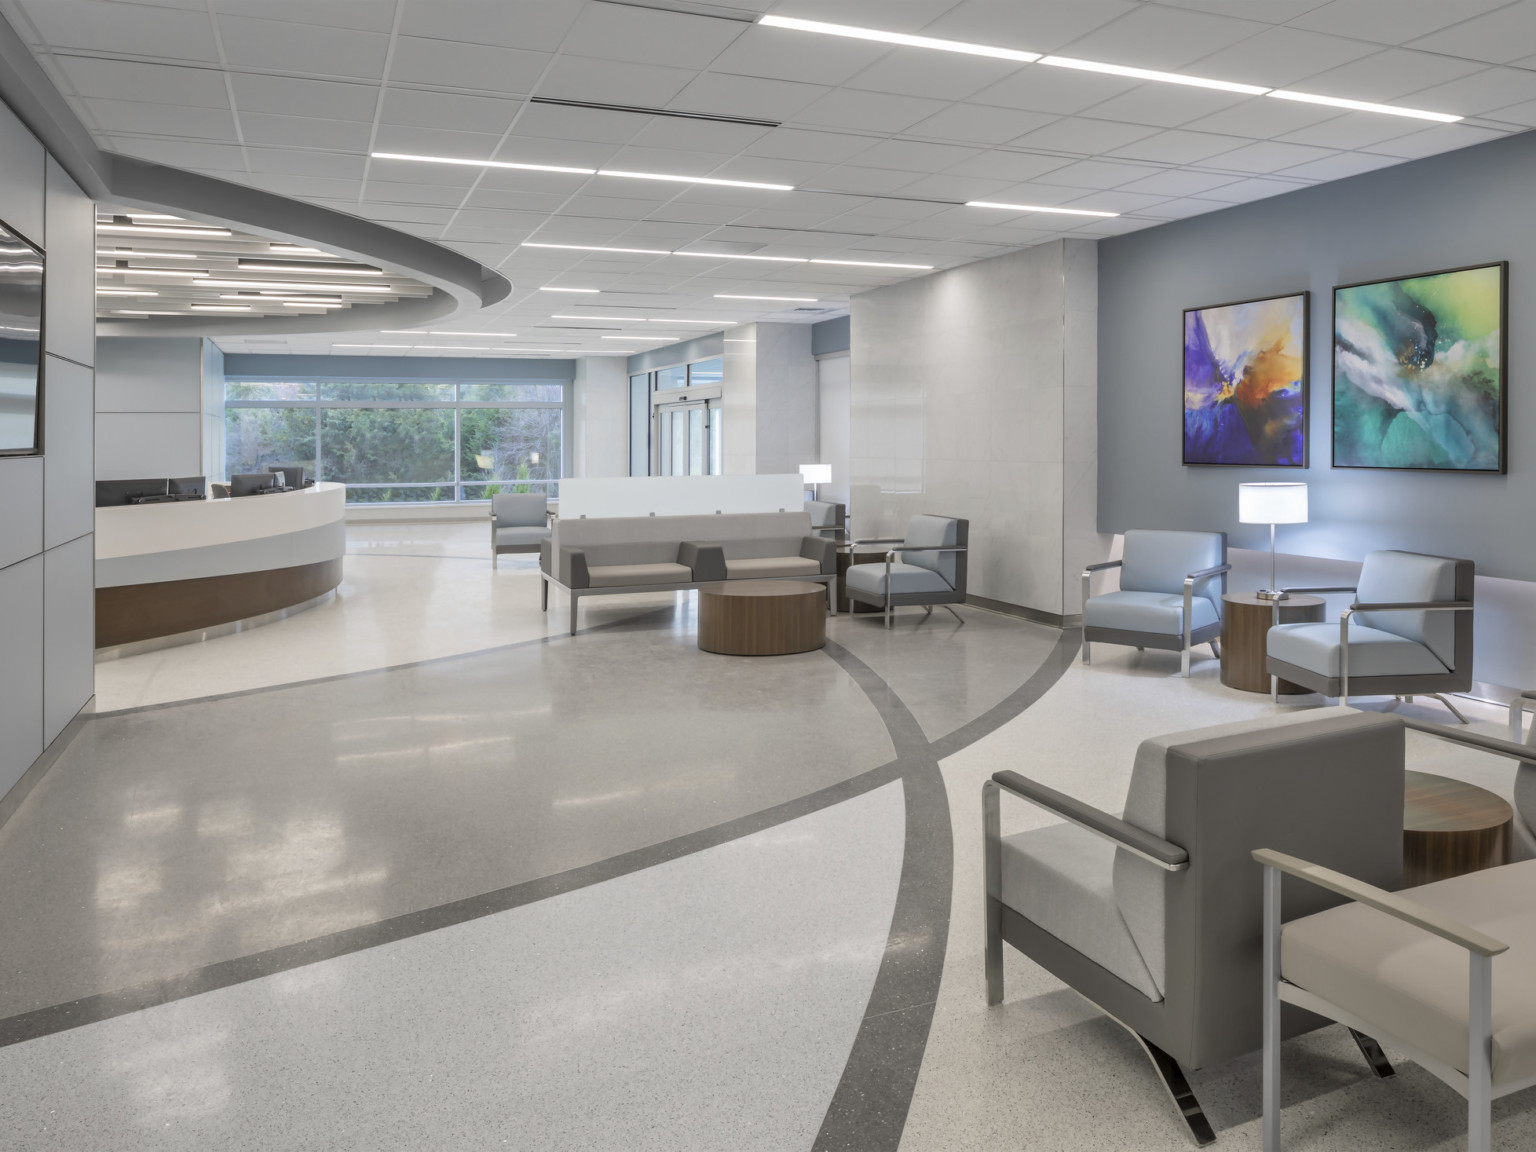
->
966 200 1120 218
96 288 160 296
414 345 492 351
1266 89 1462 122
112 309 183 315
428 331 521 337
237 262 384 276
282 301 344 308
810 258 933 269
715 294 819 302
647 318 739 325
758 14 1041 63
253 293 346 303
124 213 184 221
599 169 793 191
95 249 200 259
601 335 673 340
98 224 232 237
1038 56 1266 95
335 343 413 349
528 95 780 129
96 267 210 278
372 152 793 191
269 244 325 254
198 278 394 293
551 314 647 322
522 241 932 271
675 251 805 263
539 286 600 293
523 242 671 256
191 304 252 311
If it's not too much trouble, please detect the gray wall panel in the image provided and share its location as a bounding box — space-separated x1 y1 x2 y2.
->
0 456 43 569
0 554 44 798
0 97 44 247
43 355 94 549
44 157 94 367
96 337 203 413
201 339 224 480
96 519 346 587
96 412 202 480
43 534 94 745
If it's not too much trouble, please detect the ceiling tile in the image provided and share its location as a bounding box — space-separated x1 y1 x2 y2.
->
558 2 745 70
1397 67 1536 118
536 56 697 108
1009 117 1160 154
924 0 1140 54
1408 1 1536 64
397 0 582 52
388 38 550 97
1290 49 1487 103
1106 129 1253 164
1115 168 1243 196
370 124 508 160
212 0 397 33
1050 5 1268 70
1077 85 1253 129
1152 1 1331 22
891 173 1018 201
245 148 367 179
1274 151 1401 181
237 112 374 152
1181 98 1337 138
1360 122 1512 159
941 149 1071 182
22 0 219 61
626 117 771 154
811 165 933 195
1289 0 1510 45
906 104 1056 145
1202 139 1338 173
843 48 1017 102
971 65 1139 114
58 56 230 108
82 97 237 140
1182 27 1378 89
708 24 891 87
1193 176 1309 203
791 89 949 134
846 139 985 173
379 89 520 134
741 127 879 165
1274 111 1432 151
109 135 247 170
669 72 829 121
215 15 391 80
1030 158 1168 189
229 74 378 121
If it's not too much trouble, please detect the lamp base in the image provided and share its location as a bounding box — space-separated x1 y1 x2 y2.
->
1255 588 1290 602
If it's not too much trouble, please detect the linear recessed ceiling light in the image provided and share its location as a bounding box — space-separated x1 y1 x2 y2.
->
238 262 383 275
335 343 412 349
758 14 1040 63
414 345 491 351
199 278 394 293
428 330 521 337
372 153 792 190
966 200 1120 218
1266 89 1462 122
715 294 819 302
112 309 183 315
523 242 671 255
97 288 159 296
96 249 200 259
528 95 780 129
523 241 931 271
601 335 673 340
810 258 933 269
98 224 232 237
255 292 346 301
551 314 646 321
191 304 252 311
125 213 183 221
283 301 344 308
647 318 739 325
234 295 345 304
539 286 600 293
97 266 209 278
1038 56 1267 95
269 244 324 254
675 251 805 262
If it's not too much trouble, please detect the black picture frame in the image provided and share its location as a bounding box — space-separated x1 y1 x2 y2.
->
1182 290 1310 468
0 214 44 458
1331 261 1508 475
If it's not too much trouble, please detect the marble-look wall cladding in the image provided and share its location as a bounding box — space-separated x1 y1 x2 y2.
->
850 239 1106 619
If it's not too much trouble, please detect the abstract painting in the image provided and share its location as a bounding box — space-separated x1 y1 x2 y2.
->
1184 293 1308 467
1334 263 1506 473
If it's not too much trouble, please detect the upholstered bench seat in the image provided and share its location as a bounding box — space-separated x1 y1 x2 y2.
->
1082 589 1219 636
1268 621 1449 678
495 525 551 548
587 562 691 587
1282 859 1536 1087
725 556 821 580
844 561 951 597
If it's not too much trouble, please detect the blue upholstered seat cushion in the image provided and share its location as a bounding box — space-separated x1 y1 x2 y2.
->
998 823 1162 1002
900 515 959 588
845 561 951 597
1082 589 1218 636
1354 550 1459 668
495 525 551 546
1267 622 1449 677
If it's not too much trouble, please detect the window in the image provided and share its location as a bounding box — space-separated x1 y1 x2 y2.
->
224 378 565 504
629 354 725 477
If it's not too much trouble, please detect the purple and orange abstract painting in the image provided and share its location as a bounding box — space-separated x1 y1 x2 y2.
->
1183 293 1307 467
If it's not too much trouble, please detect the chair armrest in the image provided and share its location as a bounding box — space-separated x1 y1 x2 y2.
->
678 541 725 582
1283 585 1357 595
539 537 552 575
1399 716 1536 766
1347 601 1475 612
891 544 967 552
1185 562 1231 583
558 546 590 589
799 535 837 574
1083 559 1123 574
851 536 906 547
1251 849 1508 957
989 770 1189 871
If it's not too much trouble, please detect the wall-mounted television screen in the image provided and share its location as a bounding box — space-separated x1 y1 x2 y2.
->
0 218 43 456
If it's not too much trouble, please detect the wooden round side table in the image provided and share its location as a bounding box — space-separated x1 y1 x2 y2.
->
1220 593 1325 694
1403 770 1513 886
697 580 827 656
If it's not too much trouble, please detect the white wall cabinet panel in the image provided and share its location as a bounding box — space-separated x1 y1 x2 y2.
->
0 554 44 798
573 355 628 477
44 157 95 367
96 412 201 480
43 355 95 549
43 534 94 745
0 99 45 247
0 456 44 569
96 337 204 413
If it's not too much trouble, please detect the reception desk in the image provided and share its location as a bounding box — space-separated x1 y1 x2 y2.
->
95 482 347 649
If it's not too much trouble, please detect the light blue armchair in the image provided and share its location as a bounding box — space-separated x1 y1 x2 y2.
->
1082 530 1230 677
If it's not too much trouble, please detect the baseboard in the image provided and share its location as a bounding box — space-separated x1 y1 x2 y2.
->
0 697 93 834
965 594 1078 629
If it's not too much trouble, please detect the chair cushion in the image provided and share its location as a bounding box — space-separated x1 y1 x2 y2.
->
1354 550 1458 668
805 500 843 530
490 492 548 527
1281 859 1536 1087
587 562 691 588
725 556 820 579
998 823 1162 1001
495 526 551 547
844 561 951 597
1267 622 1449 678
900 515 959 589
1082 589 1218 636
1120 529 1224 597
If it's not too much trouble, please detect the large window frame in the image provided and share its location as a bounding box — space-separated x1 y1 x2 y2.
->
629 356 724 477
225 376 568 504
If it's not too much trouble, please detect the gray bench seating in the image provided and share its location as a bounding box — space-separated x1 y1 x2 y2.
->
539 510 836 634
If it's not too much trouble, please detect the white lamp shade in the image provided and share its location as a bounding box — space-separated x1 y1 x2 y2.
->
799 464 832 484
1238 481 1307 525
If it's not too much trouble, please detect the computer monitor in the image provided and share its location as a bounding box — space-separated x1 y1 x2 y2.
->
95 478 169 507
267 463 308 488
231 472 278 498
169 475 206 498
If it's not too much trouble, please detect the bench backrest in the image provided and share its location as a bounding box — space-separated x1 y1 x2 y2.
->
552 510 811 567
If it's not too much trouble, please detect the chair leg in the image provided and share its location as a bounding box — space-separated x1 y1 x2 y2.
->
944 605 963 624
982 781 1003 1006
1271 674 1278 704
1347 1029 1396 1078
924 604 933 617
1083 639 1092 665
1428 693 1470 724
1132 1033 1216 1148
1262 863 1281 1152
1181 644 1191 678
1210 639 1221 659
492 550 498 569
569 592 579 636
541 576 548 612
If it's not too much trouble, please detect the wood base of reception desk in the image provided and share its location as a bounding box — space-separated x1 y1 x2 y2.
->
96 558 344 648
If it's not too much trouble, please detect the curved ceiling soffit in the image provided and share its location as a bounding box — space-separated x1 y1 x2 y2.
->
0 15 510 338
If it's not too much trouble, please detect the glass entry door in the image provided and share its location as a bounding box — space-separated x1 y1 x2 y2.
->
654 399 720 476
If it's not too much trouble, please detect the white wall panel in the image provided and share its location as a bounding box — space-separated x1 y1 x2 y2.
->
44 157 95 367
0 554 44 798
96 412 202 480
754 322 817 478
0 98 45 246
816 354 850 507
95 337 204 413
43 534 94 744
573 355 628 477
0 456 43 569
43 355 94 549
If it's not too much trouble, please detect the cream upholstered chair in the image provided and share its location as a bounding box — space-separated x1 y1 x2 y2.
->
490 493 551 567
846 514 967 628
1082 530 1230 677
985 710 1406 1145
1256 851 1536 1152
1265 550 1474 720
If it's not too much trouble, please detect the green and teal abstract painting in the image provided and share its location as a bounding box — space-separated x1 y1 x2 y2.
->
1333 263 1506 473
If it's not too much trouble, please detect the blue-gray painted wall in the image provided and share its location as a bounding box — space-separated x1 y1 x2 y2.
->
811 315 849 356
1098 129 1536 583
624 332 724 376
223 354 575 381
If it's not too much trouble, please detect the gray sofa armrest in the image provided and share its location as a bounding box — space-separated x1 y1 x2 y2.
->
559 546 590 589
990 769 1189 871
539 537 552 575
679 541 726 582
799 534 837 574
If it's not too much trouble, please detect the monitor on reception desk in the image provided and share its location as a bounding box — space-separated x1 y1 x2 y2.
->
95 478 170 507
267 463 309 488
231 472 278 498
169 476 206 499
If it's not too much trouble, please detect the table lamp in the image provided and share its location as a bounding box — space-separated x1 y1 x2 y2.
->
799 463 831 500
1239 481 1307 601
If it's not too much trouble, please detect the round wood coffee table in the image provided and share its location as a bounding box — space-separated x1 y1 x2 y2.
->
698 580 827 656
1220 593 1325 694
1403 770 1513 886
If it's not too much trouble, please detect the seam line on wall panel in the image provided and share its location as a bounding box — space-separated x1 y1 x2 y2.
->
44 352 93 371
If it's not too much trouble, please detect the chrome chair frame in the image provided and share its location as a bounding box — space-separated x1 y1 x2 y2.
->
1081 558 1232 678
1510 689 1536 745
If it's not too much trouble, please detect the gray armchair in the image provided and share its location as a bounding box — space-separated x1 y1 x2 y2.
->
1266 549 1474 721
805 499 846 539
490 493 552 567
985 711 1406 1145
845 514 967 628
1082 530 1230 677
